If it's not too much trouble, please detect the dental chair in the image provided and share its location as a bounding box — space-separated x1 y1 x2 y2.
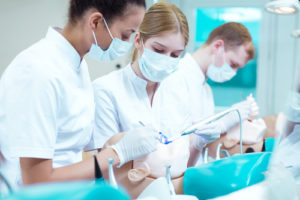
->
183 152 271 200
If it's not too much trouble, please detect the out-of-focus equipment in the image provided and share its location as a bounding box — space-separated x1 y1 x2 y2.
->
265 0 299 15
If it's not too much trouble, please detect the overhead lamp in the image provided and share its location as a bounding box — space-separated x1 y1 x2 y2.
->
265 0 299 15
291 29 300 37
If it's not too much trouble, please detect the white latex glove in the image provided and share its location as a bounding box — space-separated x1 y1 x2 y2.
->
232 94 259 121
193 122 222 150
193 94 259 145
217 94 259 132
110 126 158 167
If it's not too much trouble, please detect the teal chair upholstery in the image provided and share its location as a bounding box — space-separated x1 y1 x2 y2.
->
183 152 271 200
3 181 130 200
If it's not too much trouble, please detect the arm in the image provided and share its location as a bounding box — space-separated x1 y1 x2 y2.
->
20 148 120 185
21 126 158 185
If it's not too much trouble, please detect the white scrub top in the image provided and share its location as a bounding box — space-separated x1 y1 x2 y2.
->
91 64 192 177
177 53 215 121
0 27 95 189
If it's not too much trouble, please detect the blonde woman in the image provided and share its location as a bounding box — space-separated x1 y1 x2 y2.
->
92 2 191 198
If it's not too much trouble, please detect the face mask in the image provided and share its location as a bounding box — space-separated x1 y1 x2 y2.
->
206 47 236 83
88 18 132 62
138 41 180 82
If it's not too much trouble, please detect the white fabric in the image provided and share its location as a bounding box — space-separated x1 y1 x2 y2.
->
92 64 192 177
177 53 215 121
0 27 95 190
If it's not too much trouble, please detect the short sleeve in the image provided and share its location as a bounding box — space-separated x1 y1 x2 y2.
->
85 81 120 150
0 62 58 159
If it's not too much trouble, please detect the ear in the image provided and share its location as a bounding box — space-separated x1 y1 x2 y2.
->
88 12 104 31
211 39 224 54
134 32 144 55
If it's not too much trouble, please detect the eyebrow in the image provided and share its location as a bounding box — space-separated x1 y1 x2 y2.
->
153 42 184 52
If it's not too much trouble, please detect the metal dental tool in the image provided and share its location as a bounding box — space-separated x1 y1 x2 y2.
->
108 158 118 189
216 143 223 160
159 107 244 154
204 148 209 164
221 149 231 158
166 165 176 196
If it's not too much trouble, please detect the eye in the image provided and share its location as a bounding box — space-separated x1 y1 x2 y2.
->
170 53 180 58
153 48 164 54
121 35 130 41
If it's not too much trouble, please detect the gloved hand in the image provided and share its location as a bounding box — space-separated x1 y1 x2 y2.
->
193 130 220 150
110 126 158 167
192 121 222 150
193 94 259 145
231 94 259 121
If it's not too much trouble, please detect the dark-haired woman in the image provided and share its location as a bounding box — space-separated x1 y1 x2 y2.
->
0 0 157 190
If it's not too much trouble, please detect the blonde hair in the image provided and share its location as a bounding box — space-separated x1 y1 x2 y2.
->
132 2 189 61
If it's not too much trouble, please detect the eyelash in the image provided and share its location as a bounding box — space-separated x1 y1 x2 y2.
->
154 48 164 53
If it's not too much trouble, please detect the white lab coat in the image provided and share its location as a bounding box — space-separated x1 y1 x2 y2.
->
0 27 95 190
92 64 192 177
177 53 215 121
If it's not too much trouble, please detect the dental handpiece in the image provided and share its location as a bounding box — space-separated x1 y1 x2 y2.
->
165 107 238 144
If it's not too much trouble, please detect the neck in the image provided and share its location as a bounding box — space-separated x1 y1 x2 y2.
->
131 60 158 105
61 22 91 59
191 45 212 77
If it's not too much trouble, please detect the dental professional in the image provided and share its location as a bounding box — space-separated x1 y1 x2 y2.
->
92 2 190 197
173 23 259 165
0 0 158 191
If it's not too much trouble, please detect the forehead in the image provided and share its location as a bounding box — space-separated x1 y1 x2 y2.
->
227 45 250 68
145 32 185 51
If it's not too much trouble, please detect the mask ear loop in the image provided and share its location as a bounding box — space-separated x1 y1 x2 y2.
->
103 17 114 40
92 31 98 46
221 46 226 64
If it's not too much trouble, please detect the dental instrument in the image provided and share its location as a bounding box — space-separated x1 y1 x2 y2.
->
165 165 176 196
160 107 244 154
108 158 118 189
204 148 208 164
216 143 223 160
221 149 231 158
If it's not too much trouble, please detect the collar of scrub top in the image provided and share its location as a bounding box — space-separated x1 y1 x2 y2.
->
46 27 82 71
125 64 161 91
186 53 206 85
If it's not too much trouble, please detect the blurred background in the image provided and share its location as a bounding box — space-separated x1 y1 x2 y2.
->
0 0 299 117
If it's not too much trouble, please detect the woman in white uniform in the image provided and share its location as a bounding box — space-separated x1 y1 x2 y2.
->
0 0 158 191
92 2 192 197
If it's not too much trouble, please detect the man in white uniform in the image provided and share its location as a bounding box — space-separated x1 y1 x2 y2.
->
174 22 259 164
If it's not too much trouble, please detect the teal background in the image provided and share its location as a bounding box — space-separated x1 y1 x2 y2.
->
195 8 262 107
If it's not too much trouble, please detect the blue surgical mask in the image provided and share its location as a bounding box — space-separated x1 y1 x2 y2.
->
138 41 180 82
88 18 132 62
207 47 236 83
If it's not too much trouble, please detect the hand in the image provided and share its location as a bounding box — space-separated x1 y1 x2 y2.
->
192 122 222 150
232 95 259 121
110 126 158 167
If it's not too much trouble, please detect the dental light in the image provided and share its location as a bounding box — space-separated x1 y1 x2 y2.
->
265 0 299 15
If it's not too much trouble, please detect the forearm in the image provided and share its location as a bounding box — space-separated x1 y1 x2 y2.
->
21 148 120 185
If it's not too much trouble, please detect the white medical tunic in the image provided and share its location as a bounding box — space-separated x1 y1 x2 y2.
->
177 53 215 121
91 64 192 177
0 27 95 190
